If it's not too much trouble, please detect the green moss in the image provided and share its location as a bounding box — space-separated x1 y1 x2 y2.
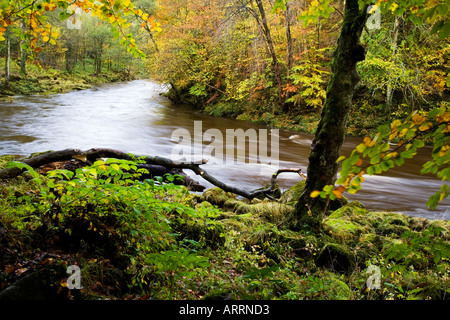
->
246 202 294 225
324 218 363 241
279 180 305 205
328 201 367 219
374 212 412 236
316 242 356 273
201 188 236 207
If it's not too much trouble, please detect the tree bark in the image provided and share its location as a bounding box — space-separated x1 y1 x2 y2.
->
285 2 293 73
4 26 10 88
254 0 283 106
295 0 369 226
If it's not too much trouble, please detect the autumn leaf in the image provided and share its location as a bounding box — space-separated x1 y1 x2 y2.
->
310 190 321 198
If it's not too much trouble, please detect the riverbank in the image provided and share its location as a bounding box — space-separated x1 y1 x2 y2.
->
0 155 448 301
163 86 395 138
0 63 136 98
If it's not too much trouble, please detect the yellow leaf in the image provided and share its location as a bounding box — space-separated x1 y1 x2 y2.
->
363 136 375 147
419 122 432 131
391 119 402 130
310 190 321 198
390 2 398 12
60 279 68 288
311 0 319 6
412 114 426 126
336 156 346 163
439 145 449 158
437 112 450 124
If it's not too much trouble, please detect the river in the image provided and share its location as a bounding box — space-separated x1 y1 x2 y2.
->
0 80 448 220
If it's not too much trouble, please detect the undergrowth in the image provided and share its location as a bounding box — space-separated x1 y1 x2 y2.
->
0 156 449 300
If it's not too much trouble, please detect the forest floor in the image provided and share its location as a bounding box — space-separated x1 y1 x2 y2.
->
0 155 449 301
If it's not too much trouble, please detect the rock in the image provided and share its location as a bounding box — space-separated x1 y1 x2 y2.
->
201 188 236 207
316 243 355 273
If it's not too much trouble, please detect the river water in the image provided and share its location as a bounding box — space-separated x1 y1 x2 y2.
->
0 80 448 220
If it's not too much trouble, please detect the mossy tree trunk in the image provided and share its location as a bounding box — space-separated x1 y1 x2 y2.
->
295 0 368 227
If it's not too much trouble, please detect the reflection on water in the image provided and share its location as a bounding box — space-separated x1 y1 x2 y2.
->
0 80 448 220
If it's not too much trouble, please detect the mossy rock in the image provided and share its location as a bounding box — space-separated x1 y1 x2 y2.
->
329 201 367 218
246 202 294 224
324 218 369 242
355 233 383 263
316 243 356 273
223 199 252 214
279 180 305 205
201 188 236 207
374 212 412 236
324 202 371 242
0 155 20 170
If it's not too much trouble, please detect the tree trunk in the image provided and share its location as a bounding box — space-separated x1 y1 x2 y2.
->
4 26 10 88
386 15 400 114
254 0 283 106
295 0 369 228
20 21 27 75
285 1 293 73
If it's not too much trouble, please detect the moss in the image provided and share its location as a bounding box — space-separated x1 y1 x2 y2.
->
201 188 236 207
327 276 352 300
375 212 412 236
324 218 365 241
246 202 294 225
328 201 367 219
224 200 252 215
316 243 356 273
279 180 305 205
220 218 247 232
276 229 318 257
323 202 371 242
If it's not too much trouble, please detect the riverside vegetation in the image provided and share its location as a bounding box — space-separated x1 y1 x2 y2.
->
0 155 449 300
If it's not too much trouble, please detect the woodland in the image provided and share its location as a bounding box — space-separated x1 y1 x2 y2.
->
0 0 449 303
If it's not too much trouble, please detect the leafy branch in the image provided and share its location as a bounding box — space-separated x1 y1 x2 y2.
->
311 104 450 210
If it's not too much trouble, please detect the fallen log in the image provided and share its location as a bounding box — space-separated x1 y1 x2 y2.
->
0 148 306 199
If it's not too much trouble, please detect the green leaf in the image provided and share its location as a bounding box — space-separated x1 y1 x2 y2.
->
356 143 366 153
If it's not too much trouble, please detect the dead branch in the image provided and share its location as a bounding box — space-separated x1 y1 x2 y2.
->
0 148 306 199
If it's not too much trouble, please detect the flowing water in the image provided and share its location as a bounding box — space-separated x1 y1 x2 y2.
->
0 80 448 220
